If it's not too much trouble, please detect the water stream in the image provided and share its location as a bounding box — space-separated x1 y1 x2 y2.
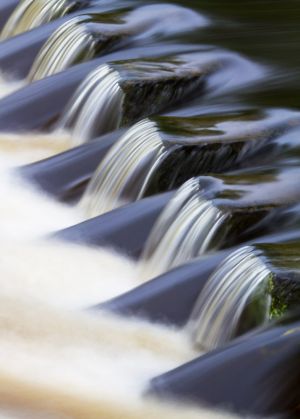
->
0 0 300 417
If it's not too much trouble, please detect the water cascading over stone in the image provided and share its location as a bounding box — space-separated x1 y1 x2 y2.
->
27 16 97 81
188 240 300 351
59 64 124 143
0 0 81 40
80 107 297 218
138 178 227 280
188 246 272 351
80 119 169 215
27 4 208 82
58 56 211 143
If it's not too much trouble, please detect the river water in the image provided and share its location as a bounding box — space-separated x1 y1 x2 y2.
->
0 0 299 417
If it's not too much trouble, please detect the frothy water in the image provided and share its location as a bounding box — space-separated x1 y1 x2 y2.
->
0 127 235 419
59 64 124 144
0 154 80 240
0 0 292 415
0 72 25 99
139 178 227 280
0 296 194 416
0 239 137 309
0 131 71 163
188 246 272 351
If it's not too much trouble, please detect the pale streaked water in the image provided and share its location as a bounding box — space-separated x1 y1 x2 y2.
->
1 0 292 414
81 119 167 217
188 246 272 350
0 131 239 419
0 73 25 98
59 64 124 144
0 0 71 41
139 178 227 280
0 131 71 163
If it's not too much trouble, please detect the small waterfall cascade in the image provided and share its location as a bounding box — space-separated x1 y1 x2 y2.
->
58 57 210 143
28 16 97 82
188 246 272 351
80 119 171 216
58 64 124 144
0 0 300 417
0 0 78 40
138 178 227 280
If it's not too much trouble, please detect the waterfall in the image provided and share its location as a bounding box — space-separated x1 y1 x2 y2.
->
0 0 76 40
28 16 96 82
0 151 229 419
58 56 210 143
139 178 227 280
188 246 272 351
59 64 124 144
1 0 299 416
81 119 171 216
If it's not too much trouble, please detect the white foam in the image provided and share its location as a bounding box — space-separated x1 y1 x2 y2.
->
0 72 24 99
0 131 71 164
0 138 243 419
0 165 79 241
0 296 239 419
0 239 137 309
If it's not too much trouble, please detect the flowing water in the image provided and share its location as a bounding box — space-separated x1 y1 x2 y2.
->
0 0 300 417
0 72 24 98
0 0 77 40
81 119 167 216
0 150 236 419
59 64 124 144
139 178 227 280
188 246 272 351
28 16 97 81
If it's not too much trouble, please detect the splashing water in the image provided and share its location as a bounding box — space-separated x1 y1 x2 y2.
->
0 295 199 418
0 147 210 418
0 0 76 40
0 2 286 417
0 131 71 162
0 239 137 309
188 246 272 351
59 64 124 144
81 119 172 217
0 148 225 416
139 178 227 280
28 16 96 82
0 157 81 241
0 160 240 419
0 72 25 99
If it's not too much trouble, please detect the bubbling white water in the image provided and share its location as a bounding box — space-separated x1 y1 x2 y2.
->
0 131 71 163
0 150 138 305
0 94 243 419
0 72 25 99
0 155 79 241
